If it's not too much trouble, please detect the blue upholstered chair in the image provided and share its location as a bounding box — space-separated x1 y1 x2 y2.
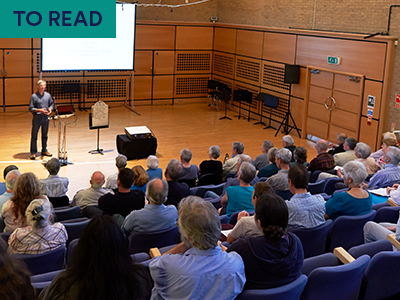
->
302 253 339 276
81 205 103 219
229 211 255 226
307 180 325 195
235 274 308 300
31 269 64 297
190 183 225 198
128 226 180 254
0 231 11 243
373 206 400 224
53 206 80 222
348 239 393 259
61 217 90 247
0 217 5 232
322 177 344 195
302 255 370 300
275 190 293 200
48 195 69 208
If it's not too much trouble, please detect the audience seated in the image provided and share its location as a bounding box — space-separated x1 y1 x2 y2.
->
131 165 149 194
266 148 292 193
365 146 400 189
39 158 69 197
289 146 308 168
220 162 256 218
0 165 18 195
164 159 190 207
257 147 280 178
122 178 177 235
199 145 223 177
8 196 67 254
226 182 273 244
1 172 41 232
39 214 151 300
0 169 20 212
0 238 36 300
149 196 245 300
364 213 400 243
328 132 347 155
178 148 199 183
105 154 127 190
146 155 162 181
355 142 377 175
286 165 325 230
307 139 335 172
370 131 398 169
98 168 145 218
224 154 260 188
333 137 357 167
282 135 296 162
325 161 372 221
226 193 303 290
253 140 274 170
387 183 400 205
70 171 111 211
223 141 244 179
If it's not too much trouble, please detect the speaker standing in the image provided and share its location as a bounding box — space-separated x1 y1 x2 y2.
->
29 80 54 160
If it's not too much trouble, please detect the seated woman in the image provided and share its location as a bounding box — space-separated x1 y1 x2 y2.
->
325 161 372 221
8 196 68 254
0 238 36 300
131 165 149 194
257 147 280 178
289 146 308 168
199 145 223 176
1 172 41 232
39 214 151 300
226 192 303 290
146 155 162 181
355 142 377 176
370 131 398 169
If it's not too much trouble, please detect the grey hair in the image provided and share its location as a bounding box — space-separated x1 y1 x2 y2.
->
37 79 46 86
239 161 256 184
91 172 105 189
386 146 400 166
383 131 397 140
355 142 371 159
345 138 357 150
45 158 61 175
180 148 192 163
5 170 20 191
342 161 368 186
146 178 169 205
26 196 54 230
262 140 274 151
115 154 127 169
167 159 182 181
276 148 292 164
146 155 159 169
282 135 294 146
267 147 279 163
337 133 348 143
238 154 253 165
232 142 244 154
178 196 220 250
316 140 329 151
209 145 221 159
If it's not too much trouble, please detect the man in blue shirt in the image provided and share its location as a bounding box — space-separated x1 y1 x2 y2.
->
29 80 54 160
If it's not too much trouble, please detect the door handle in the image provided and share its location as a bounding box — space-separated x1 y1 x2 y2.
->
324 97 336 111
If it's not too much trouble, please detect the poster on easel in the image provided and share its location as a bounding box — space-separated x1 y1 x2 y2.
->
90 101 109 129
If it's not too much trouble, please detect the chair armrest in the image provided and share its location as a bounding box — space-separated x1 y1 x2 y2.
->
149 247 161 258
387 198 398 207
333 247 355 264
387 234 400 250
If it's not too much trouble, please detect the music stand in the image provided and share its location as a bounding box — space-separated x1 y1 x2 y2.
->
89 101 109 155
63 83 80 106
207 80 223 110
233 89 252 120
244 91 253 122
219 88 232 121
254 93 267 127
262 94 279 130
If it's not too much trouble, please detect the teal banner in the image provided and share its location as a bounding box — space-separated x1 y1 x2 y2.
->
0 0 115 38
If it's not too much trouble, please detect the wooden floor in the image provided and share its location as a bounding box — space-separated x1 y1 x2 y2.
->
0 101 317 199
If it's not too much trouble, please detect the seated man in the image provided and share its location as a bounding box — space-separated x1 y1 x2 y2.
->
253 140 274 170
164 159 190 207
328 132 347 155
257 147 280 178
149 196 246 300
70 171 111 210
0 165 18 195
307 139 335 172
223 141 244 180
122 178 177 235
365 146 400 189
286 164 325 230
221 162 256 219
266 148 292 193
39 158 69 197
105 154 127 190
224 154 260 188
98 168 145 218
364 217 400 244
282 135 296 162
226 182 273 244
333 137 357 167
178 148 199 186
199 145 223 177
0 170 20 212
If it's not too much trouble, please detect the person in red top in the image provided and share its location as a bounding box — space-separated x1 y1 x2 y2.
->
308 140 335 173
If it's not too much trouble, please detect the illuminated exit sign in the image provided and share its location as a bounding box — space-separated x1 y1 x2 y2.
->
327 56 342 65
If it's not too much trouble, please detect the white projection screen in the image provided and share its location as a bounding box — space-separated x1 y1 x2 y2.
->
41 3 136 71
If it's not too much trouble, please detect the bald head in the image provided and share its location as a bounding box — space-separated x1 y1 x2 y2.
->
5 169 20 192
146 178 168 205
315 140 329 154
90 171 105 189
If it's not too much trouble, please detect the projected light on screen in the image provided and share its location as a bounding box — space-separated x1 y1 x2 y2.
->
41 3 136 71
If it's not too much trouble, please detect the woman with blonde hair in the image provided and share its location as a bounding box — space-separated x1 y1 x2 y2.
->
1 172 41 232
370 132 398 169
131 165 149 194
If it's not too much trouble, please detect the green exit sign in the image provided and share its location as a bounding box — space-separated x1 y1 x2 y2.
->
327 56 342 65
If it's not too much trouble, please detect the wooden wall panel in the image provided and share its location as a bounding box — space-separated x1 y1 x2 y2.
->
136 25 175 50
33 39 41 49
296 36 386 81
292 67 306 99
154 51 175 75
0 39 31 48
4 50 31 77
134 76 152 100
332 90 362 113
135 51 153 75
359 117 379 151
0 79 3 106
362 80 382 117
236 30 263 59
309 85 332 105
290 98 304 131
214 27 236 53
330 110 359 132
263 32 296 64
307 117 328 139
310 71 333 89
308 102 330 123
153 76 174 99
328 124 356 142
334 74 363 95
176 26 213 50
5 78 32 106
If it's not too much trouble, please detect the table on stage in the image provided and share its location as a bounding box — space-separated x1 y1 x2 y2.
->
116 135 157 160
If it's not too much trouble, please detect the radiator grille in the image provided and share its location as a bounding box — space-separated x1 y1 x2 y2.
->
176 53 211 72
176 77 209 95
214 54 234 77
236 58 260 83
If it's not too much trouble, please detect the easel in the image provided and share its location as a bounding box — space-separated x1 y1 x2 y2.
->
89 101 109 155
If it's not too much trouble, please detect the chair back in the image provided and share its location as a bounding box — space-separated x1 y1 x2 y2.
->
309 171 322 183
61 218 90 246
190 183 225 198
290 220 333 258
276 190 293 200
348 239 393 259
302 255 370 300
14 245 66 275
81 205 103 218
0 231 12 243
229 211 255 226
197 173 222 186
53 206 80 222
326 210 377 252
0 217 5 232
258 177 269 182
31 270 64 297
178 178 196 188
360 251 400 300
322 177 344 195
67 238 79 267
48 196 70 208
372 202 390 211
235 274 308 300
307 180 325 195
128 226 180 254
373 206 400 224
302 253 339 276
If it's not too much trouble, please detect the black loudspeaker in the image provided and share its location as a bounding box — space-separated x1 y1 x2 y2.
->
284 64 300 84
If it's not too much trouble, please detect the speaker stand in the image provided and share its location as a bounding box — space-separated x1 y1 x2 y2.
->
274 84 300 137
